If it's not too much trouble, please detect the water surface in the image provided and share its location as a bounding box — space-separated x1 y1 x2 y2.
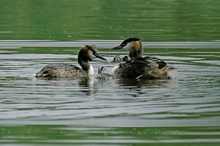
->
0 0 220 145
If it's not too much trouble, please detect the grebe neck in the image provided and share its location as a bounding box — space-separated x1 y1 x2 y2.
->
78 59 94 76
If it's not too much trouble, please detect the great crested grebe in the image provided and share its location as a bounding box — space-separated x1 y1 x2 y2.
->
112 37 142 60
35 45 107 79
110 38 177 79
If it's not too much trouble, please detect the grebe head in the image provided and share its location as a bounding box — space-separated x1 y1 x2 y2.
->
78 45 107 76
98 66 106 74
111 37 142 59
78 45 107 62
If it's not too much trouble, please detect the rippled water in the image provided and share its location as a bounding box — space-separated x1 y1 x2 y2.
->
1 0 220 145
0 40 220 145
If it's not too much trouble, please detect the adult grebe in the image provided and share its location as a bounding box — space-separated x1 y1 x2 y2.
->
112 37 142 60
36 45 107 79
111 38 177 79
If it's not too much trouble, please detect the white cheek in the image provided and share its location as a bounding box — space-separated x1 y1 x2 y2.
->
124 42 131 50
88 50 94 59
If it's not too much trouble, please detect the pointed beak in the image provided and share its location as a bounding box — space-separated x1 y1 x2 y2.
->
86 45 108 62
93 52 107 61
111 45 123 50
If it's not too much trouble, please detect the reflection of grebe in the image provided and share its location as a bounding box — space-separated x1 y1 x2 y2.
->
111 38 177 79
36 45 107 79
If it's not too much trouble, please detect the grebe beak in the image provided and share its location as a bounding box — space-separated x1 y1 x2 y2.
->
111 45 123 50
85 45 108 62
90 50 108 62
93 51 108 61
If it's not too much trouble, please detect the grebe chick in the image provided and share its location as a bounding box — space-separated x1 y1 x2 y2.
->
96 66 112 80
110 38 177 80
36 45 107 79
111 55 130 63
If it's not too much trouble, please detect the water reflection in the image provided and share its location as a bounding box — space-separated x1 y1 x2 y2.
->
0 45 220 145
1 125 220 144
34 77 95 97
78 78 95 96
113 78 178 87
1 0 220 144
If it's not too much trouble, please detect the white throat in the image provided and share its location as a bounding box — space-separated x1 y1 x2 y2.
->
87 63 94 76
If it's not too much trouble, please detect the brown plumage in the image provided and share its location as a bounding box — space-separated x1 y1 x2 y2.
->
111 38 177 79
36 45 107 79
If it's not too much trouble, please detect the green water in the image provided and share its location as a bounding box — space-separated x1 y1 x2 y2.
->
0 0 220 145
1 0 220 41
